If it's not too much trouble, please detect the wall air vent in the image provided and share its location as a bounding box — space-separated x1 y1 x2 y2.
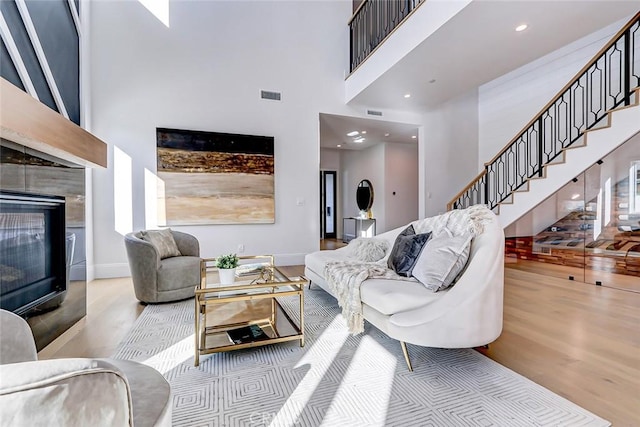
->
367 110 382 116
260 90 281 101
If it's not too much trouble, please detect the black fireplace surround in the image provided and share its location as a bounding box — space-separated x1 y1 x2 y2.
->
0 190 67 316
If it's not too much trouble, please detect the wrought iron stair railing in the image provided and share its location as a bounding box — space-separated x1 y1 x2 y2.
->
349 0 425 73
448 12 640 212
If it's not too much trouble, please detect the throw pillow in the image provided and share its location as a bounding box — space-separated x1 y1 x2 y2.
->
347 238 389 262
412 229 473 292
388 231 432 277
140 229 182 259
387 225 416 269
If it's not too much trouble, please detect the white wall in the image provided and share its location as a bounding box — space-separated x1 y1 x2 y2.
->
341 144 386 231
384 142 419 230
320 148 341 171
339 142 418 234
421 89 479 217
478 17 628 169
89 0 370 276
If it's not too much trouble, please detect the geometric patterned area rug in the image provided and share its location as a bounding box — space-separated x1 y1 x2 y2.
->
113 287 609 427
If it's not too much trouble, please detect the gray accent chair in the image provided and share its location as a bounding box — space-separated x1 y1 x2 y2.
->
125 230 200 303
0 309 171 426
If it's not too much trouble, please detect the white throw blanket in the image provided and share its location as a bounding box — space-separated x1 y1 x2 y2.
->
324 261 412 334
412 204 493 237
325 205 494 335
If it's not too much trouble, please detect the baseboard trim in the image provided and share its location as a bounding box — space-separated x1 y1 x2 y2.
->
93 255 305 279
94 262 130 279
86 264 95 282
274 253 306 266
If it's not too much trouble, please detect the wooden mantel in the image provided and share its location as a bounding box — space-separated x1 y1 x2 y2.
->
0 78 107 168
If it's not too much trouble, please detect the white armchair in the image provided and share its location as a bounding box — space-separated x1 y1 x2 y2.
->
0 309 172 426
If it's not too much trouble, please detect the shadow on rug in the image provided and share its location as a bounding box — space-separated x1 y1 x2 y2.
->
113 288 609 427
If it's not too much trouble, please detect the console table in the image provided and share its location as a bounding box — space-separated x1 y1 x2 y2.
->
342 218 376 243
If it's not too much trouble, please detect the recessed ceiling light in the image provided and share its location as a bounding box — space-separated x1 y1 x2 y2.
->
361 131 367 134
353 137 365 143
571 193 580 200
337 144 341 148
384 133 390 137
404 94 411 98
347 131 359 137
411 135 417 139
515 24 528 32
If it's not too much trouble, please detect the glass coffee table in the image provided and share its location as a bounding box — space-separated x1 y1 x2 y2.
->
194 255 307 366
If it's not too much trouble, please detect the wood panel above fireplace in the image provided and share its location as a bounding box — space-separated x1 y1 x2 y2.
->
0 78 107 168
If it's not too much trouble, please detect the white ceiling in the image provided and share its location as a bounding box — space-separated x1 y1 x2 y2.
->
349 1 640 111
319 113 419 150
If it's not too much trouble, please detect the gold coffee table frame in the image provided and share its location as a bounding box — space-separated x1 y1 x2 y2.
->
194 255 306 366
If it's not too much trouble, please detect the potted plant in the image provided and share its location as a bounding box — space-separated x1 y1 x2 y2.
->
216 253 239 285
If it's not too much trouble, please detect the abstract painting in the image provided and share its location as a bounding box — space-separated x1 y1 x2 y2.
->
156 128 274 225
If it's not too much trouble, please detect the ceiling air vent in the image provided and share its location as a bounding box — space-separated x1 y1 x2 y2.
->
260 90 281 101
367 109 382 116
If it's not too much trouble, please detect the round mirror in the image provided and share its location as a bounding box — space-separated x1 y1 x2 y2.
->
356 179 374 212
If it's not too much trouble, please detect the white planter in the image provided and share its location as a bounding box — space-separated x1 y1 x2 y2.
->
218 267 236 285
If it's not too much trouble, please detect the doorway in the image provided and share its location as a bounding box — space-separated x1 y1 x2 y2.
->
320 170 337 239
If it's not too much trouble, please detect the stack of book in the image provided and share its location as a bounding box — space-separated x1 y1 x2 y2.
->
235 263 267 277
227 324 270 344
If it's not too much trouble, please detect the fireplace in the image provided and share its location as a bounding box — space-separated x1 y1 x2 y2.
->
1 76 104 351
0 139 87 350
0 191 67 315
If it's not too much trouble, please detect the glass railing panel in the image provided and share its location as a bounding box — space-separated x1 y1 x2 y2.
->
505 176 587 282
505 133 640 290
584 139 640 292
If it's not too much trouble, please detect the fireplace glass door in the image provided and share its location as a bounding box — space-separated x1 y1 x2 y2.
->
0 191 66 314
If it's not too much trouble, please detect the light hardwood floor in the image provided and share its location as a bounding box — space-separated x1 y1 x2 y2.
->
39 266 640 426
506 257 640 293
320 238 347 250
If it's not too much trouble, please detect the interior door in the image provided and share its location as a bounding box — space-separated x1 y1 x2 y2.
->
320 171 337 239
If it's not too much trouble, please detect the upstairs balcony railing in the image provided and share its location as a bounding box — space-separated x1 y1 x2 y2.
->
448 12 640 212
349 0 425 73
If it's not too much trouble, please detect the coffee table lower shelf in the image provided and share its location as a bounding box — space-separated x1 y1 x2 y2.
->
194 298 303 366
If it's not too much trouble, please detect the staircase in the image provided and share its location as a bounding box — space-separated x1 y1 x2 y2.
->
448 13 640 228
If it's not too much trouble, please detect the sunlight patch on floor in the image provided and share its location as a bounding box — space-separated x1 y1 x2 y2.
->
323 335 395 426
269 316 349 426
142 334 193 374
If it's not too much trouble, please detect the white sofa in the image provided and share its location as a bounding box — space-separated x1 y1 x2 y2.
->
304 210 505 370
